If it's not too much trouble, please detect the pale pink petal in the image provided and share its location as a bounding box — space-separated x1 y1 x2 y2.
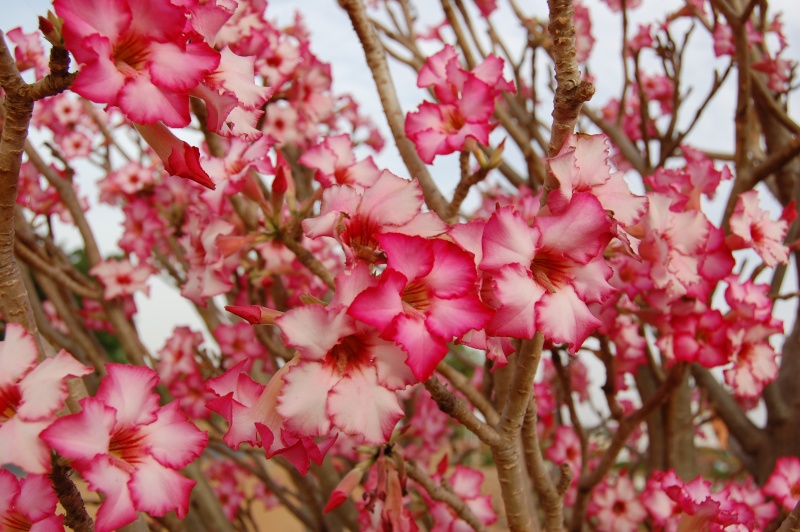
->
486 264 545 339
148 41 219 92
140 402 207 469
17 349 93 421
330 262 377 308
277 306 356 361
449 219 486 266
569 257 616 303
82 457 137 532
277 362 339 437
536 287 602 352
389 314 448 381
348 270 407 331
95 364 160 426
0 323 37 388
119 76 190 128
0 417 53 474
207 48 273 109
359 171 424 227
328 369 404 443
391 211 448 238
129 456 196 518
371 336 417 390
480 206 538 270
40 397 114 462
380 233 435 281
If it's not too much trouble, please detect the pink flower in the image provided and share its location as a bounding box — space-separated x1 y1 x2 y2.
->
726 190 796 267
54 0 220 127
276 264 416 442
90 258 154 300
215 322 269 368
303 170 446 264
480 195 615 352
589 476 647 532
41 364 207 532
425 464 497 531
547 134 647 228
0 470 64 530
349 234 492 381
299 134 381 189
764 457 800 511
206 360 338 474
0 323 93 474
405 76 494 164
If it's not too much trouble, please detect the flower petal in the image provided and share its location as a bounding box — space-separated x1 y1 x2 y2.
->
95 364 160 426
129 456 196 518
277 362 338 438
328 369 404 443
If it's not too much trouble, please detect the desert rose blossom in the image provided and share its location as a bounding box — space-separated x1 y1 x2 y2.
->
349 233 493 381
479 194 615 352
299 133 381 189
303 170 446 264
764 457 800 511
90 258 155 300
0 323 93 475
205 359 337 474
726 190 796 267
0 470 64 531
588 476 647 532
41 364 207 532
54 0 219 127
276 263 417 443
424 461 497 531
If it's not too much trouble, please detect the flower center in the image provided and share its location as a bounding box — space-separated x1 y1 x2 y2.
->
530 252 570 294
329 334 369 375
443 106 466 133
108 426 147 470
402 280 431 314
114 35 150 75
0 386 20 423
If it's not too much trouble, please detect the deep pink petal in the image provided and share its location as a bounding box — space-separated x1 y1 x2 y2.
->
18 474 58 522
0 469 17 515
277 362 338 438
388 314 448 381
129 456 196 518
426 295 493 341
54 0 131 50
69 34 126 103
140 402 207 469
40 397 114 462
379 233 435 281
457 76 494 121
348 270 407 331
328 369 404 443
425 239 479 297
96 364 160 426
481 206 538 271
17 349 93 421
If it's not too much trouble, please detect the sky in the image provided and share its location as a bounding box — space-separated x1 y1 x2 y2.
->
4 0 800 357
